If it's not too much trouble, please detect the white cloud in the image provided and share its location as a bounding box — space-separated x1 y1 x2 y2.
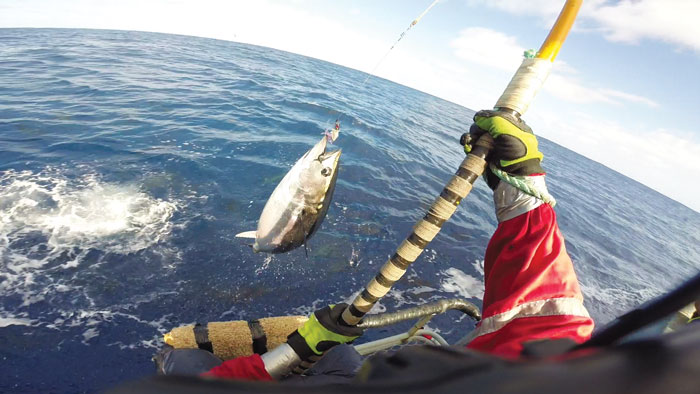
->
530 110 700 212
449 27 658 108
0 0 394 76
544 74 658 107
466 0 569 20
450 27 523 71
0 1 667 111
544 74 616 105
376 48 501 112
592 0 700 51
473 0 700 53
596 88 659 108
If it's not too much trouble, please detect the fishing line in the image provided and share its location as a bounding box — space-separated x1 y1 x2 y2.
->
359 0 440 88
326 0 440 139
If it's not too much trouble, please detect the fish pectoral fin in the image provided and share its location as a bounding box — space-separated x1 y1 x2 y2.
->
235 231 257 239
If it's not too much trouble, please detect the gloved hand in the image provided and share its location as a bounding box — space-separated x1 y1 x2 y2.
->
461 110 544 190
286 303 363 361
461 110 554 222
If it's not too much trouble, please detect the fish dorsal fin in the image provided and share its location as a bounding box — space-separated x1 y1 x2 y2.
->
235 231 257 239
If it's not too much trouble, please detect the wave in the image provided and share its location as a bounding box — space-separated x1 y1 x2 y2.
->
0 167 179 324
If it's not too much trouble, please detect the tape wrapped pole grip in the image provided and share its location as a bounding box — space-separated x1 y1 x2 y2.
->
341 134 494 327
248 320 268 355
193 323 213 353
495 58 552 116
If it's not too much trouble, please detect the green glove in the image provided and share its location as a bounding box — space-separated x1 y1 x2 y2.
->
461 110 544 189
287 303 363 360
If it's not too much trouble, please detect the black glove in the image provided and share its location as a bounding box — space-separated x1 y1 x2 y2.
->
287 303 364 361
461 110 544 190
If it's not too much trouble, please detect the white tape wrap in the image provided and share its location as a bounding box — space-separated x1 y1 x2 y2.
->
495 58 552 115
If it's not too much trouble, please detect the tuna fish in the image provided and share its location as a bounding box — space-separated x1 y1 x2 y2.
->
236 136 341 253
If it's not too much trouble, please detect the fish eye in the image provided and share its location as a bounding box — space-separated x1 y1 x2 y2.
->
321 167 331 177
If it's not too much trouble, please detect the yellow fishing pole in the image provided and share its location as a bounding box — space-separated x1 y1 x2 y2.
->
341 0 583 326
494 0 581 117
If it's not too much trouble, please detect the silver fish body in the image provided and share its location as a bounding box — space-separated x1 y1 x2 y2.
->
237 137 341 253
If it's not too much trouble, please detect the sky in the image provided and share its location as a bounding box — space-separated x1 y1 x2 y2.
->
1 0 699 212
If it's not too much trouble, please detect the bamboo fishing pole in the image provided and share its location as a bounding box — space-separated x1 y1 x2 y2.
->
341 0 583 326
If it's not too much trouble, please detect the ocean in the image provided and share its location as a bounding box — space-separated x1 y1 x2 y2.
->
1 28 699 393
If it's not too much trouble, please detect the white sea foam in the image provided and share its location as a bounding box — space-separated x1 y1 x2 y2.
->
408 286 436 295
254 254 273 275
348 246 360 267
0 316 34 327
579 280 662 324
440 267 484 300
292 298 327 317
0 168 179 338
82 327 100 343
0 169 177 257
472 259 485 277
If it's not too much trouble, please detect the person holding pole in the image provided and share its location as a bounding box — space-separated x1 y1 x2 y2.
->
120 1 700 390
154 0 593 382
185 107 593 381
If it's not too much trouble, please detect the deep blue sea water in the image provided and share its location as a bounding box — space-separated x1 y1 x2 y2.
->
1 28 699 393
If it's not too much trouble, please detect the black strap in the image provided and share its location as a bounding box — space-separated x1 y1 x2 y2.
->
247 320 268 355
579 270 700 349
193 323 213 353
